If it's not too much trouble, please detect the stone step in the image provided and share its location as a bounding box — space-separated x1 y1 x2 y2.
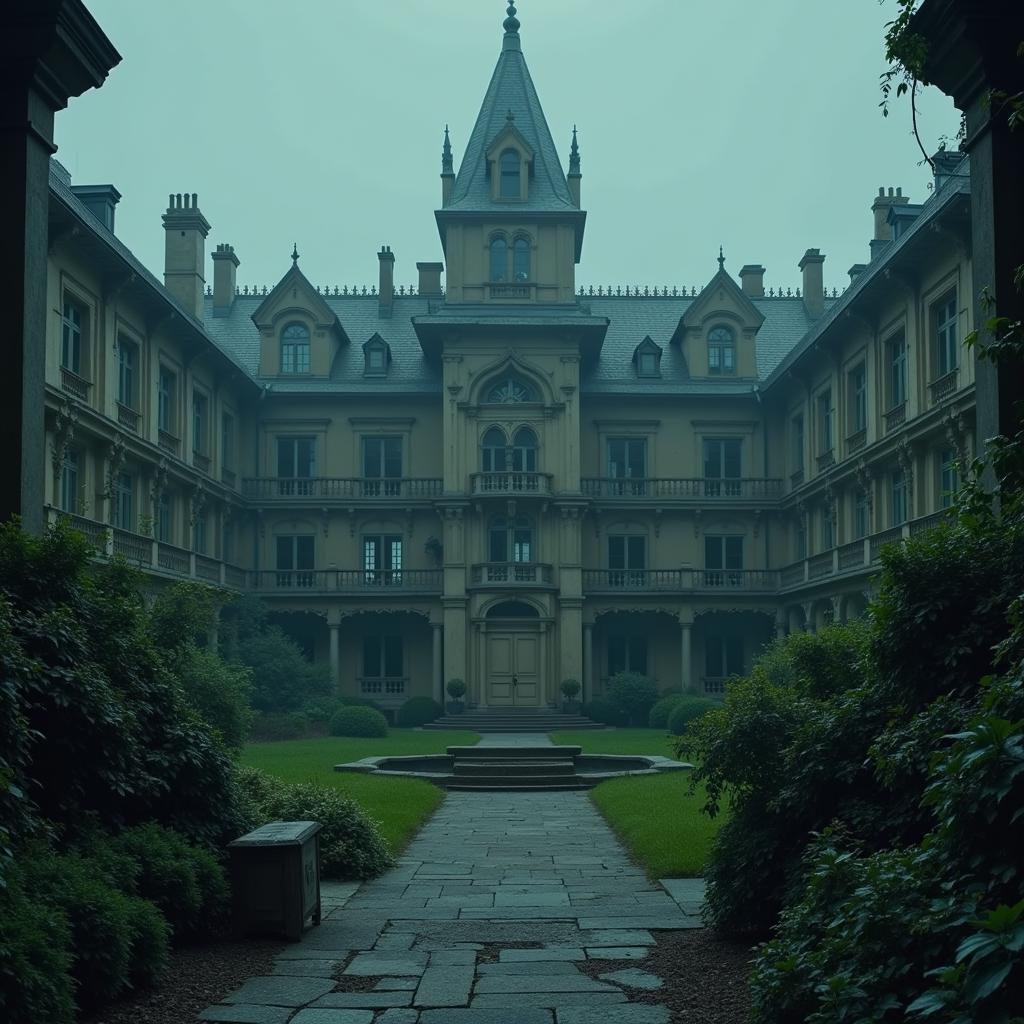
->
452 760 576 777
424 719 605 731
444 778 592 791
448 745 582 758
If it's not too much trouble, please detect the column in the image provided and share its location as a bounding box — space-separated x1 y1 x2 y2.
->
680 620 694 694
328 621 341 693
432 623 443 704
476 622 487 708
582 623 594 703
539 622 548 707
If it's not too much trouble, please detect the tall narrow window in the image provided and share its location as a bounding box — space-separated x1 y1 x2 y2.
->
117 338 137 409
192 391 208 455
60 449 79 513
891 469 908 526
848 363 867 434
221 413 235 471
362 436 402 496
222 520 234 564
939 448 959 509
158 368 176 434
707 326 736 375
703 438 742 496
816 389 833 454
886 332 907 409
821 505 834 550
607 438 646 496
934 291 958 377
158 491 173 544
704 535 743 586
113 471 134 531
61 298 85 375
276 534 315 587
193 509 207 555
363 535 403 585
607 534 646 587
277 436 316 496
854 491 870 540
488 516 533 564
795 519 807 560
792 414 805 473
489 237 507 282
481 427 507 473
608 636 648 676
499 149 521 199
705 635 743 680
513 238 530 281
362 636 403 686
280 323 310 375
511 427 538 473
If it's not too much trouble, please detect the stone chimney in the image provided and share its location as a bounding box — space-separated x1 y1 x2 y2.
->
71 183 121 233
848 263 867 284
162 192 211 319
799 248 826 317
739 264 765 298
211 243 239 316
378 245 395 318
417 262 444 298
870 186 909 259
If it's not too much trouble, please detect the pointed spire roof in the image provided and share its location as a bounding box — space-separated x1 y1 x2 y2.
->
445 3 575 213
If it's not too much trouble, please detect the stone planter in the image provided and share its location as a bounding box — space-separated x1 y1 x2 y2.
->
562 700 581 715
446 700 465 715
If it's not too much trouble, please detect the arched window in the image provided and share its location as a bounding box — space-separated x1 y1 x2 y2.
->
281 322 310 374
485 374 537 404
511 426 537 472
513 238 530 281
489 237 507 282
708 325 736 375
500 149 521 199
481 426 507 473
489 516 533 563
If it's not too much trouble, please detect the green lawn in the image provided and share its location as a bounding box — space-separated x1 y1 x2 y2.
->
549 727 682 758
588 772 723 878
240 730 479 855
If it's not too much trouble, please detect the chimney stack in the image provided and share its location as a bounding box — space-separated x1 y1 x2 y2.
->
848 263 867 284
417 262 444 298
931 150 962 192
870 186 909 259
162 192 211 319
799 248 826 317
211 243 239 315
71 183 121 233
739 264 765 298
378 246 395 318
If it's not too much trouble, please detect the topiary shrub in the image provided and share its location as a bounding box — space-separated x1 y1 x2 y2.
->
606 672 660 725
667 696 718 736
329 705 388 737
446 678 466 700
249 710 310 741
582 698 626 726
648 693 684 729
237 768 394 879
396 696 443 727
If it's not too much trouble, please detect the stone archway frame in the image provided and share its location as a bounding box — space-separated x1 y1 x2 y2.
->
472 594 555 709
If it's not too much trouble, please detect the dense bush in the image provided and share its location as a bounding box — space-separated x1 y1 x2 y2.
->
582 698 626 726
249 710 310 741
173 645 253 752
648 693 683 729
330 705 389 737
396 696 443 727
606 672 660 725
235 629 332 714
238 768 394 879
666 696 718 736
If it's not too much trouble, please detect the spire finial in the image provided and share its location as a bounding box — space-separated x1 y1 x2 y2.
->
291 243 300 265
569 125 580 175
442 124 453 174
717 245 725 271
503 2 520 35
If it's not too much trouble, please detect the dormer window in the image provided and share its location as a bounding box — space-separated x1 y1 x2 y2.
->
490 237 508 282
281 322 310 374
500 149 521 199
513 238 530 281
363 334 390 377
633 336 662 378
708 325 736 375
485 374 537 404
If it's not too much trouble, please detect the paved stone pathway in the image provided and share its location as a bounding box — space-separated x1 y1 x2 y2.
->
202 735 704 1024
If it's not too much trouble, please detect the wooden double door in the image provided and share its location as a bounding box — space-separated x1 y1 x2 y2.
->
486 630 542 706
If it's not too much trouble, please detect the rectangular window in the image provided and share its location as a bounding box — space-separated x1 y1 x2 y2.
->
113 471 134 531
891 469 908 526
821 505 834 551
157 492 173 544
277 436 316 496
816 389 833 454
705 634 743 679
362 436 402 496
363 535 403 585
117 338 138 409
193 510 206 554
363 636 403 679
607 438 646 495
934 291 958 377
704 535 743 586
61 298 85 375
795 520 807 560
608 534 646 587
192 391 208 455
607 636 647 677
221 413 235 470
275 534 315 587
886 332 907 409
854 491 870 540
158 368 176 433
939 449 959 509
703 438 742 496
792 414 805 472
848 363 867 434
222 520 234 564
60 449 79 513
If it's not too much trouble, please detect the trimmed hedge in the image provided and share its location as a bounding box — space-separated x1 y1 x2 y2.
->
396 696 443 727
329 705 388 737
582 698 626 726
606 672 660 725
249 710 309 741
667 696 718 736
648 693 684 729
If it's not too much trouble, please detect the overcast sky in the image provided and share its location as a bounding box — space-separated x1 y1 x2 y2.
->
56 0 960 297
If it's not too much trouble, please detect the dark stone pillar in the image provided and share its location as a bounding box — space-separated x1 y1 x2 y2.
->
0 2 119 532
915 1 1024 450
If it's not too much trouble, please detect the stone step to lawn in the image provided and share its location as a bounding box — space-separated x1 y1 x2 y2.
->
448 745 582 759
452 760 576 776
445 779 592 791
424 714 605 731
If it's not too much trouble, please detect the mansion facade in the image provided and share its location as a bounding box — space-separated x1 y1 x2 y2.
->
43 5 975 711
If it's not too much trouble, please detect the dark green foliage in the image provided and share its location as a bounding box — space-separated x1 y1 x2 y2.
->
237 767 394 879
666 696 718 736
606 672 660 725
560 678 581 699
446 678 467 700
648 693 683 729
331 705 389 737
173 644 253 753
123 897 171 990
250 710 310 741
582 698 627 726
396 696 443 727
235 628 332 713
303 696 345 726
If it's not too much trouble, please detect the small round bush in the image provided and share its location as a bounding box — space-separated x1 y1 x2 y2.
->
649 693 685 729
446 678 467 700
560 678 581 700
303 696 346 726
582 698 626 726
606 672 660 725
667 696 719 736
329 705 389 737
249 710 309 741
397 696 443 727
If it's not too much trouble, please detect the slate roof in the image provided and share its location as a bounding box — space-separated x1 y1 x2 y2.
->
444 17 575 214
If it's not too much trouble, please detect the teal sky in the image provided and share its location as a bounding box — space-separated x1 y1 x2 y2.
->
56 0 960 297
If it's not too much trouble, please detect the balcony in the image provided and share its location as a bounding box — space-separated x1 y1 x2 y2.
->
702 677 728 696
846 428 867 454
581 478 783 501
193 450 211 474
158 429 180 456
248 569 442 594
837 539 866 569
807 551 835 580
116 402 140 432
471 471 553 496
359 677 407 708
582 568 778 594
221 468 237 489
815 449 836 471
59 366 91 401
884 402 907 433
470 562 554 587
242 477 443 501
790 469 805 489
929 369 958 404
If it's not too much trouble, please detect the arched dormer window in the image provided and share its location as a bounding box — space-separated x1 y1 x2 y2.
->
513 237 530 282
281 322 310 374
485 374 538 404
511 427 537 471
363 334 390 377
481 426 507 472
500 149 521 199
708 325 736 375
489 237 508 282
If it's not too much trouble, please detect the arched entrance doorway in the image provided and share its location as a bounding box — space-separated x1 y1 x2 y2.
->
483 600 543 707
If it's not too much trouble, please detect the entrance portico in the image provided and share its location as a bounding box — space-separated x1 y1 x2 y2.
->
473 598 550 708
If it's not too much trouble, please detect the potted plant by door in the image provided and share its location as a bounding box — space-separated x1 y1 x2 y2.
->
446 678 466 715
560 678 581 714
